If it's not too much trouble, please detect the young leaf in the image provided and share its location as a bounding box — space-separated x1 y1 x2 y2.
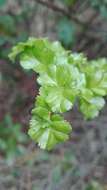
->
29 114 72 150
9 38 107 150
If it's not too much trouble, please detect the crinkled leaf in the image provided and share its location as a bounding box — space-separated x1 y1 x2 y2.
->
28 114 72 150
9 38 54 71
40 86 73 112
80 97 105 119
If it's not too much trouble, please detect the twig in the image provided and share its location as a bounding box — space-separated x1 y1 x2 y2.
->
35 0 85 26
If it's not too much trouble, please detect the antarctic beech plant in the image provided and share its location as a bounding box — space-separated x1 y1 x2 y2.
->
9 37 107 150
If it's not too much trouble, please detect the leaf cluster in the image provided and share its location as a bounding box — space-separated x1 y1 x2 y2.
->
9 38 107 149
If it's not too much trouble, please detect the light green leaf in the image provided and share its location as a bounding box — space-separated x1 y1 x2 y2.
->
80 97 105 119
28 114 72 150
40 86 73 112
20 55 40 70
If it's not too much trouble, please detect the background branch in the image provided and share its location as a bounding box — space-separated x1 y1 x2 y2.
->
35 0 85 26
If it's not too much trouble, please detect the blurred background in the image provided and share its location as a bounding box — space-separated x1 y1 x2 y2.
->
0 0 107 189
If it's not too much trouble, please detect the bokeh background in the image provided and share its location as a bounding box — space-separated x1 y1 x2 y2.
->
0 0 107 189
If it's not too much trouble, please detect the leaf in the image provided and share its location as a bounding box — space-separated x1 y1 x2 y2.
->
79 97 105 119
68 52 88 72
9 38 54 67
38 63 85 113
57 18 76 47
20 55 40 70
28 113 72 150
85 59 107 96
32 107 50 121
37 67 57 86
80 88 93 102
40 86 73 113
56 64 73 86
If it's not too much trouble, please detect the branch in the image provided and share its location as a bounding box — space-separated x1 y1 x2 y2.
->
35 0 85 26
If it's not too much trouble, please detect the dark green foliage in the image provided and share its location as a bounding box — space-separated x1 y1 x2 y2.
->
0 115 27 161
90 0 107 18
57 17 76 48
